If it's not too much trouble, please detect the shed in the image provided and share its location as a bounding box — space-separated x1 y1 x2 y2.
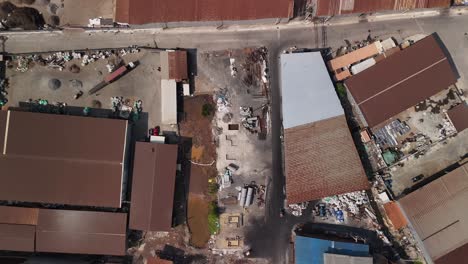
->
130 142 178 231
160 50 188 81
161 80 178 125
447 103 468 132
383 202 407 230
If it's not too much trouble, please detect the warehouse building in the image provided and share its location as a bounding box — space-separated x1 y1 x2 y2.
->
130 142 178 232
281 52 368 205
344 34 459 128
0 206 127 255
294 235 372 264
316 0 451 17
447 102 468 133
0 110 129 208
399 163 468 264
114 0 294 24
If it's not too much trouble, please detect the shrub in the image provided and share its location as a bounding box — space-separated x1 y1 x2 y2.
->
202 103 214 117
208 202 220 235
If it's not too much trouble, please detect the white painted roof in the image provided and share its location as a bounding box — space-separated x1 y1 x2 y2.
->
280 52 344 129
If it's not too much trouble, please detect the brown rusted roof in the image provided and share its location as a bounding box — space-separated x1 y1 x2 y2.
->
0 111 128 208
0 206 38 225
327 42 381 71
399 163 468 261
316 0 450 16
6 111 127 162
147 257 174 264
448 103 468 132
36 209 127 256
115 0 294 24
285 115 369 204
383 202 407 230
130 142 178 231
0 224 36 252
435 243 468 264
344 35 458 128
169 51 188 81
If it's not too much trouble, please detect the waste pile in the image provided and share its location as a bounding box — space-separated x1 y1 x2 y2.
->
12 46 140 72
215 88 230 113
110 96 143 120
313 191 373 224
288 202 309 217
240 107 259 133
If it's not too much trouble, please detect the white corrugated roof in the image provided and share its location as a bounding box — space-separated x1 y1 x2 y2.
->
161 79 177 124
280 52 343 129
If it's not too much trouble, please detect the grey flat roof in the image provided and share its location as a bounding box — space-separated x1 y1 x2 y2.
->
280 52 343 129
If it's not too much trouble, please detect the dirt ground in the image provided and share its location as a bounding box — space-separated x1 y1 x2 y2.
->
5 49 173 131
187 194 211 248
179 95 218 248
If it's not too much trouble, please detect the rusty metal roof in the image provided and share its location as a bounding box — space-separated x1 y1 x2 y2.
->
435 243 468 264
130 142 178 231
399 163 468 262
285 115 369 204
344 34 458 128
169 51 188 81
36 209 127 256
448 103 468 132
0 224 36 252
383 202 407 230
0 206 38 225
0 111 128 208
115 0 294 24
316 0 450 16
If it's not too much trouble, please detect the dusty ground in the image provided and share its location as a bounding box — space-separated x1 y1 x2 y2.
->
5 49 174 131
0 0 114 27
187 194 211 248
195 48 272 256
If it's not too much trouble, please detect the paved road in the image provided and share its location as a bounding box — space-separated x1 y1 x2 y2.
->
2 13 468 263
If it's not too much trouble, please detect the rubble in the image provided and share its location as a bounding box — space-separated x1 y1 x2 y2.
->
288 202 308 217
215 88 231 113
0 78 8 106
240 106 259 133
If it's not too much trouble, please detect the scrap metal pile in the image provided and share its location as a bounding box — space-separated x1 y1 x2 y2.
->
110 96 143 119
240 107 259 133
236 182 265 208
288 202 309 217
12 46 140 72
374 119 410 147
0 78 8 106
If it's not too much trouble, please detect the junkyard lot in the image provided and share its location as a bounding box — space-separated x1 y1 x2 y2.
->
5 49 170 130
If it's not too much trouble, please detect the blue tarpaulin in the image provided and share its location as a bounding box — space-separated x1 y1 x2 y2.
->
295 235 370 264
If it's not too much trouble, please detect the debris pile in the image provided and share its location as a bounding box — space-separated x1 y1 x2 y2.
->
240 107 259 133
288 202 308 217
110 96 143 119
215 88 230 113
242 47 268 88
15 56 31 72
374 119 410 147
313 191 375 224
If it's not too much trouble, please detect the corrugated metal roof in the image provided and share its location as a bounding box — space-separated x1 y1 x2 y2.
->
280 52 343 129
383 202 407 229
36 209 127 256
130 142 178 232
0 206 38 225
448 103 468 132
6 111 127 162
328 42 381 71
295 236 370 264
0 224 35 252
161 80 178 125
316 0 450 16
399 163 468 261
169 51 188 81
0 111 127 208
115 0 294 24
344 34 458 128
285 115 369 204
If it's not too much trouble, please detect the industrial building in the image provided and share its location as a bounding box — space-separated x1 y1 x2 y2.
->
316 0 451 17
0 110 129 208
398 163 468 264
130 142 178 232
160 50 188 81
281 52 368 205
344 34 459 128
114 0 294 24
0 206 127 255
294 235 372 264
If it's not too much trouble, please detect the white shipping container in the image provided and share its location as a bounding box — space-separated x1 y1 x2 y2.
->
351 58 376 75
